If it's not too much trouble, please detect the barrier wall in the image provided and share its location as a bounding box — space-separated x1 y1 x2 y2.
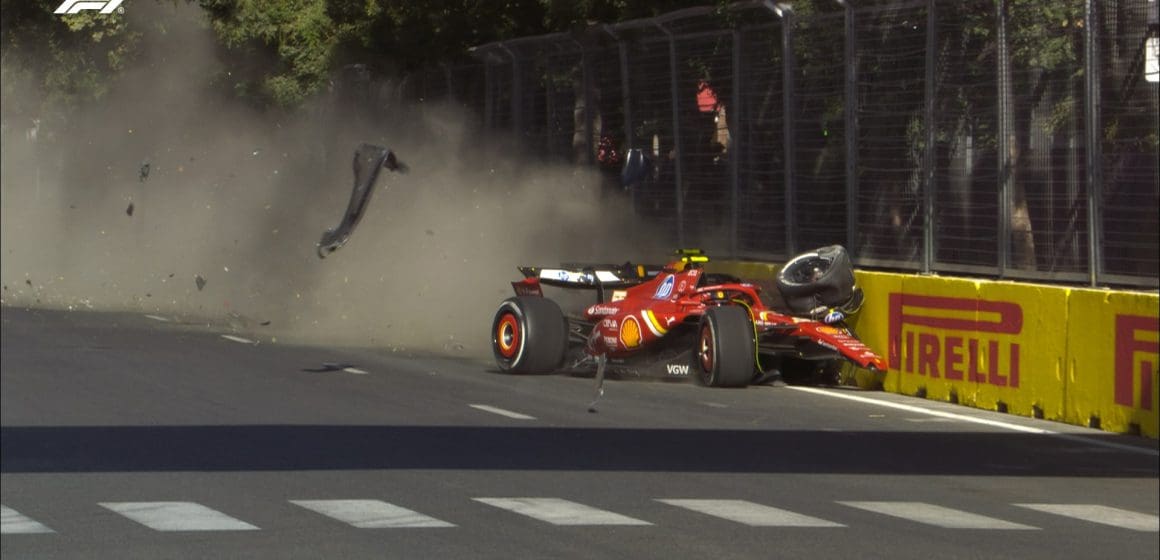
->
710 261 1160 438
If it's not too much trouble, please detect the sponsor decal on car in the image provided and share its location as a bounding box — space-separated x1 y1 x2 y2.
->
620 316 642 348
587 304 620 316
611 290 627 302
665 363 690 376
654 275 675 299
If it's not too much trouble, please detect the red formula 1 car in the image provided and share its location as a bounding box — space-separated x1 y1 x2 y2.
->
489 246 886 390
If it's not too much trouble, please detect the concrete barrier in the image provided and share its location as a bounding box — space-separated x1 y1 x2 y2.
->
710 260 1159 438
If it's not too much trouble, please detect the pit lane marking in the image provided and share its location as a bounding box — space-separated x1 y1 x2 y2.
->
839 501 1037 530
469 404 536 420
1014 504 1159 532
1 505 54 534
100 502 259 531
659 499 843 527
788 386 1159 457
474 498 651 525
291 500 454 528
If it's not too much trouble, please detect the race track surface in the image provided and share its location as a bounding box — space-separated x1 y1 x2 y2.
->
2 306 1157 559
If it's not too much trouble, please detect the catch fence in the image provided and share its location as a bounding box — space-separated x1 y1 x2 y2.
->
406 0 1159 288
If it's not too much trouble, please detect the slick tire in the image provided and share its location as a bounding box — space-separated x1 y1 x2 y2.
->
491 296 569 374
776 246 855 314
694 306 756 388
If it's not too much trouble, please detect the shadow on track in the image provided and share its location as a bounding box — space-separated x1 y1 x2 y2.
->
3 425 1156 477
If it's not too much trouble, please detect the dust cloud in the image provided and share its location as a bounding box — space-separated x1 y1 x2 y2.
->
0 3 668 359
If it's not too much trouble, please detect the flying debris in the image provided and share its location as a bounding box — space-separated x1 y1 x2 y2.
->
303 362 356 373
317 144 408 259
139 161 150 182
126 202 134 216
194 275 206 291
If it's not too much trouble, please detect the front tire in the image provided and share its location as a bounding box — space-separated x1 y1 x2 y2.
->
694 306 756 387
491 297 568 374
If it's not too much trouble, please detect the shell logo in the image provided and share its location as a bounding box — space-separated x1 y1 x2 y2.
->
620 316 642 348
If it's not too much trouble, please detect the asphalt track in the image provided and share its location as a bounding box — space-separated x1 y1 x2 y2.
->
2 306 1157 559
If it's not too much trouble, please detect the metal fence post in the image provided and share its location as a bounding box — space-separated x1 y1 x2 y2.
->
997 0 1012 277
608 26 633 152
582 44 596 166
498 43 522 139
769 2 797 256
922 0 937 274
730 29 743 257
658 22 685 248
1084 0 1104 286
842 0 859 258
484 60 494 130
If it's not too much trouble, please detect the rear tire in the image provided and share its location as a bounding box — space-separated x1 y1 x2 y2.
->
491 297 568 374
694 306 756 388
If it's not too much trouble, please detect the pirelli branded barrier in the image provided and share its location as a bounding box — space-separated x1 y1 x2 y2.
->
710 261 1160 438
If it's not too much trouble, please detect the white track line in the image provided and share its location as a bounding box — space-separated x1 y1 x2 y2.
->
144 314 170 322
787 386 1159 457
840 501 1037 530
220 334 257 345
343 367 368 374
1 505 54 534
474 498 651 526
291 500 453 528
469 404 535 420
659 499 843 527
1015 504 1159 532
100 502 258 531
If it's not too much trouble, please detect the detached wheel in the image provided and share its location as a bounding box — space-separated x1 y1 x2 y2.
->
694 306 756 387
491 297 568 374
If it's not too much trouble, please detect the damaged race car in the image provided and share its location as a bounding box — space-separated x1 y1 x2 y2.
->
489 246 885 391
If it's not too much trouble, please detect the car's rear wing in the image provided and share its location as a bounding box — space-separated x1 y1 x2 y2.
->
511 263 665 302
518 264 664 288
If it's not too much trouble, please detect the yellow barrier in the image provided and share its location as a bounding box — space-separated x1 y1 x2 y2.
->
1067 289 1159 436
712 259 1159 438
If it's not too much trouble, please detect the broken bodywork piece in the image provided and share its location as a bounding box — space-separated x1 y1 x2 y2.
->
317 143 407 259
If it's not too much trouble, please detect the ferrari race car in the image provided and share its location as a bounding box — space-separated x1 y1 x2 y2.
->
489 246 886 390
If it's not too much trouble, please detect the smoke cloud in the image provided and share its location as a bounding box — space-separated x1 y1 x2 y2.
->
1 2 668 359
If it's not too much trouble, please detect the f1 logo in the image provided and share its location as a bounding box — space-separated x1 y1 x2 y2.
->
54 0 124 14
1115 315 1159 410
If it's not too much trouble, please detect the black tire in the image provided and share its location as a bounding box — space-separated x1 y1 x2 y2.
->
693 306 756 388
776 245 855 314
491 297 568 374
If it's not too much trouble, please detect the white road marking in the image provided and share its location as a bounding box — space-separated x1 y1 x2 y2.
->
1 505 54 534
839 501 1037 530
1015 504 1159 532
291 500 453 528
220 334 257 345
144 314 170 322
100 502 259 531
659 499 843 527
788 386 1159 457
469 404 535 420
343 367 368 374
474 498 651 526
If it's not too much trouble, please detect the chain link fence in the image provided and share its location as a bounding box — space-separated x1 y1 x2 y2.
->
405 0 1158 288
